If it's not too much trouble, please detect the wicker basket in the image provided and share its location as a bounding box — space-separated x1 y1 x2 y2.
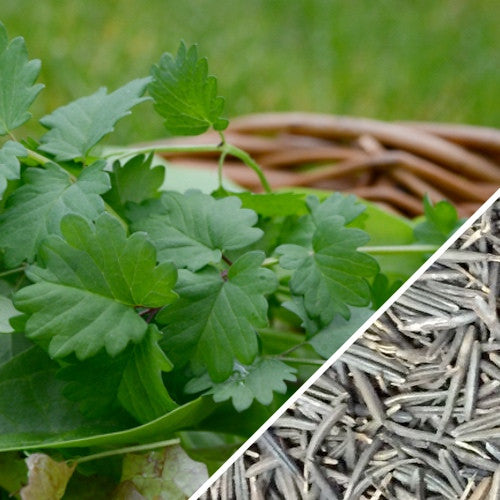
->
151 113 500 217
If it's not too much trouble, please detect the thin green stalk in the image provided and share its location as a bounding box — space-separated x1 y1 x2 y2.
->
24 147 79 182
360 244 440 254
106 141 272 193
217 150 228 190
0 266 26 278
103 144 223 160
277 342 308 357
262 257 279 267
277 284 291 295
26 148 52 166
225 143 272 193
274 356 324 366
217 130 227 190
75 438 180 464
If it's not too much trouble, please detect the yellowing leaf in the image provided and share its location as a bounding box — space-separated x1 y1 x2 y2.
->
20 453 75 500
119 445 208 499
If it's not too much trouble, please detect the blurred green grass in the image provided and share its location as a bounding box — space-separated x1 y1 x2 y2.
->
2 0 499 145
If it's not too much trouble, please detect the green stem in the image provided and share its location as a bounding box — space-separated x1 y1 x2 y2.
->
225 144 272 193
105 141 272 194
360 244 440 254
24 147 79 182
217 150 228 191
274 356 324 366
217 130 227 190
277 284 291 295
0 266 26 278
103 144 224 160
277 342 308 357
26 148 51 166
75 438 180 464
262 257 279 267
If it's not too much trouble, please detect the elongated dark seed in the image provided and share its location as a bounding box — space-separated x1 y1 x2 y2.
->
437 325 475 436
441 250 500 263
306 404 347 460
348 344 409 374
274 466 299 500
438 449 467 493
450 446 499 473
260 431 302 477
343 436 384 500
464 339 482 420
489 465 500 500
455 427 500 441
341 352 406 383
349 366 386 424
452 411 500 437
409 285 461 312
485 442 500 462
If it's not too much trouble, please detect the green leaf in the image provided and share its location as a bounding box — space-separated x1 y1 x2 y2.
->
235 192 308 217
128 191 263 271
307 192 367 226
118 445 208 499
282 296 322 336
118 325 178 423
0 161 110 267
349 201 415 246
0 347 216 452
348 202 421 282
0 140 27 200
60 326 177 424
0 346 115 447
61 472 117 500
414 194 460 244
178 431 244 475
14 213 178 360
186 358 297 412
277 192 367 247
277 217 379 325
158 251 277 382
104 154 165 212
308 306 375 358
0 333 33 367
58 349 131 419
39 78 150 161
0 295 18 333
0 452 28 495
149 41 228 136
0 22 43 135
20 453 76 500
370 273 403 309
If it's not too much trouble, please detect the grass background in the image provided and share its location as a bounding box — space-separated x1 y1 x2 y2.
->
1 0 499 145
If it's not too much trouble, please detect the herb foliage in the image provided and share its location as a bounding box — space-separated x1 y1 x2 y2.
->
0 21 460 498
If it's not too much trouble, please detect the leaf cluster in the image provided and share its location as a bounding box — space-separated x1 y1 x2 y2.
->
0 20 461 497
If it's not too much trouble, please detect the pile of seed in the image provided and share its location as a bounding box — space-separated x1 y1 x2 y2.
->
200 199 500 500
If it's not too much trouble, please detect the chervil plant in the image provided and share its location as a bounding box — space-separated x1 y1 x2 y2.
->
0 23 460 498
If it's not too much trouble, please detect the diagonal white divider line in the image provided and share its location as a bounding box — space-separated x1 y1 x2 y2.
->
189 188 500 500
